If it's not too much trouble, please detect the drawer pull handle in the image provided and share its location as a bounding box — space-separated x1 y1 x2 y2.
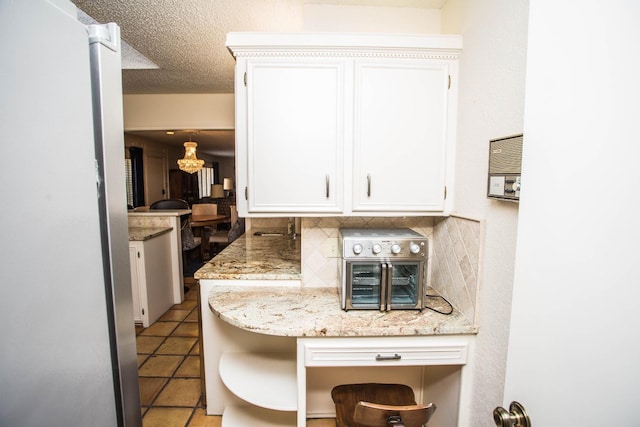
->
375 353 401 361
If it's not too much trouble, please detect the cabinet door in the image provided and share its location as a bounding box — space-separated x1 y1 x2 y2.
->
352 59 451 212
244 59 345 214
128 245 143 324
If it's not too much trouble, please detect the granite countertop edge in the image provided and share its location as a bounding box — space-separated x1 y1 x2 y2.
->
128 209 191 217
208 286 478 338
128 226 173 241
195 233 302 280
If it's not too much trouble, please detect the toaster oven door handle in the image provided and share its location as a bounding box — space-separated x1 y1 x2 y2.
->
380 263 388 312
385 262 393 311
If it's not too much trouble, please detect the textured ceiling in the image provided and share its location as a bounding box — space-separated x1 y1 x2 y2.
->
70 0 445 155
72 0 445 94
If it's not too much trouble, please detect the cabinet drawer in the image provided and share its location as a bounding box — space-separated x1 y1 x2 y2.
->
300 337 468 367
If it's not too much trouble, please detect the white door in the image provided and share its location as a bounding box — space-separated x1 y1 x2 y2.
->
145 148 167 204
500 3 640 425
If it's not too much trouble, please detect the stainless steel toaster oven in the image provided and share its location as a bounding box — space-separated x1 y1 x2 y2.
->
339 228 428 311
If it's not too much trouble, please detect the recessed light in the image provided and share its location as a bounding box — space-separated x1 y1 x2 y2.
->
166 131 175 135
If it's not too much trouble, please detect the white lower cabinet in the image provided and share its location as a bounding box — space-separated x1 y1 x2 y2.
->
128 232 173 327
200 280 475 426
128 246 143 324
296 337 472 427
222 406 297 427
219 352 298 427
219 352 297 410
214 337 473 427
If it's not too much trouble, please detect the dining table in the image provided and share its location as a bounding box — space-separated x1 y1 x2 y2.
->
190 214 230 259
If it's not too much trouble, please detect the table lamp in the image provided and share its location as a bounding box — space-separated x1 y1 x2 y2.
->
210 184 224 199
223 178 234 197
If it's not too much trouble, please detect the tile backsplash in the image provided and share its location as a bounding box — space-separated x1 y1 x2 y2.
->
248 214 482 324
299 217 435 289
431 215 483 324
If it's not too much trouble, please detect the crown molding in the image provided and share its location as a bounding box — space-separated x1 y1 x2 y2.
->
226 32 462 60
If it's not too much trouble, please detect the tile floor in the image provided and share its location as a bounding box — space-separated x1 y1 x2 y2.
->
135 278 335 427
136 278 216 427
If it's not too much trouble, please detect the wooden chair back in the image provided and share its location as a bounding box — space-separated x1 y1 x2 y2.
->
354 401 436 427
230 204 238 225
149 198 189 210
191 203 217 216
332 383 431 427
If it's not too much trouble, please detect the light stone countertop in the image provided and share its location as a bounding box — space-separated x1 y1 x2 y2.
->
194 233 301 280
208 286 477 337
128 227 173 241
198 232 476 337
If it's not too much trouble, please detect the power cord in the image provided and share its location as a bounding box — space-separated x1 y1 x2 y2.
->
423 293 454 315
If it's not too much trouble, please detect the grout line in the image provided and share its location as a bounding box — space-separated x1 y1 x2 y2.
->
184 405 199 427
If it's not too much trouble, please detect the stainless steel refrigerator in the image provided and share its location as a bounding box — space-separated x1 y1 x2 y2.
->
0 0 141 425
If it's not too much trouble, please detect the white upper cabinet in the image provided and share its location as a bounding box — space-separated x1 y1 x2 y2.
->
352 58 452 212
245 58 346 214
227 33 461 217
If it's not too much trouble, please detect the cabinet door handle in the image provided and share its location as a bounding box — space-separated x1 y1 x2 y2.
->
375 353 402 361
367 173 372 197
326 174 330 198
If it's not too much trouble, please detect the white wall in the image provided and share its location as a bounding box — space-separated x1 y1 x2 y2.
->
304 4 441 33
442 0 529 424
123 93 235 130
123 96 236 197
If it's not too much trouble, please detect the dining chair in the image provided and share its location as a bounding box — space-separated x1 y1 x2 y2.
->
354 401 436 427
208 204 240 251
191 203 218 217
149 198 189 210
331 383 436 427
191 203 218 258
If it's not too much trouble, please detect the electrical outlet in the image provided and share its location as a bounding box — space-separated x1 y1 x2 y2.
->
323 238 340 258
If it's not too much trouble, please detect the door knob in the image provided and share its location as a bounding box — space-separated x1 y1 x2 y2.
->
493 401 531 427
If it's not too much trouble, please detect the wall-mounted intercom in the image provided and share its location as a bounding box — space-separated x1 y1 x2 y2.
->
487 134 523 201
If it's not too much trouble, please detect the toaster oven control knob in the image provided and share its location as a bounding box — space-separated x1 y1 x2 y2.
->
391 244 401 254
372 244 382 254
352 244 363 255
409 243 421 254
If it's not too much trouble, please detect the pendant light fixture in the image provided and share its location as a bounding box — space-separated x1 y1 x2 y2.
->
177 133 204 174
